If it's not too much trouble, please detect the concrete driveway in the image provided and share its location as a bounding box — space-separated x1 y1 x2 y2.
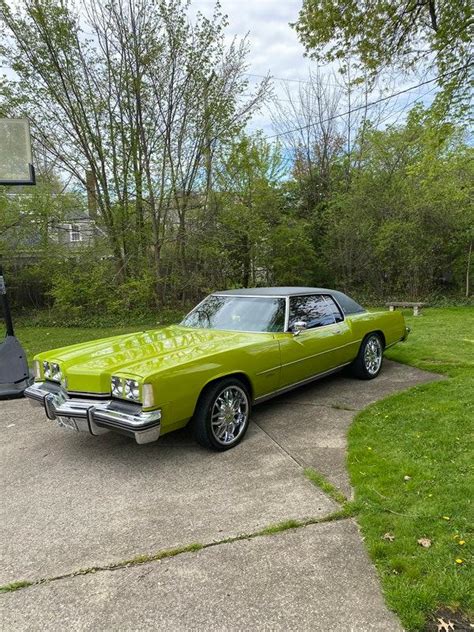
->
1 360 441 630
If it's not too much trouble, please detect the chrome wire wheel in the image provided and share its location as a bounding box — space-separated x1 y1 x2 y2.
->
364 335 383 375
210 385 249 446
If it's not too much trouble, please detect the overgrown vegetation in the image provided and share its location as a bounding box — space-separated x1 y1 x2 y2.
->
348 308 474 630
304 467 348 505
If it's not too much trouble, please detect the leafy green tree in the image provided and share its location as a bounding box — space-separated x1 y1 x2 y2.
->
216 134 283 286
294 0 473 110
213 134 317 288
0 0 268 303
323 107 473 298
0 172 86 309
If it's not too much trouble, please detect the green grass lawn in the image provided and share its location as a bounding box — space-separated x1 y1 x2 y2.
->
348 307 473 630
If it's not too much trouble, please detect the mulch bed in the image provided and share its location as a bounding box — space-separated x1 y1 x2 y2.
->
425 608 473 631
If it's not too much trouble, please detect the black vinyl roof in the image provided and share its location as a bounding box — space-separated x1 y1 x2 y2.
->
215 286 333 297
213 287 366 315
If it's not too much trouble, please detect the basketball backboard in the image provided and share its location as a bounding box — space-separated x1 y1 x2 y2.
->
0 118 35 185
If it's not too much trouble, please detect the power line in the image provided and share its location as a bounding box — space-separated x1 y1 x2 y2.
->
245 72 312 83
244 72 342 88
266 64 472 140
376 85 439 127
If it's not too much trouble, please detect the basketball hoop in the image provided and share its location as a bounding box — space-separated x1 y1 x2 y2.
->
0 118 36 185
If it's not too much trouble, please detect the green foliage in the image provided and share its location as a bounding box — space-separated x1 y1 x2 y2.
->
0 178 82 253
304 467 348 504
1 0 269 304
50 255 115 320
210 133 316 288
323 110 473 298
2 111 472 320
47 254 169 325
0 580 34 594
348 308 474 629
1 1 472 314
294 0 473 112
267 221 316 286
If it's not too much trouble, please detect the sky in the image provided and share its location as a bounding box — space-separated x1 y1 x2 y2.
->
195 0 308 78
195 0 331 135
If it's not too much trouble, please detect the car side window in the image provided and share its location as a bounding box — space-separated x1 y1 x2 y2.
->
323 295 344 323
289 295 336 330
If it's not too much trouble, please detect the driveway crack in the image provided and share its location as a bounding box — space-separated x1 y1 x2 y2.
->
0 510 356 595
252 420 305 469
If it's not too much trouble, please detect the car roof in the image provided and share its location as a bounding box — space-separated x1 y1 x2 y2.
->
212 287 366 316
213 286 336 297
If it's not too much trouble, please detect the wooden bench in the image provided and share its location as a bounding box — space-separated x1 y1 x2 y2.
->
386 301 426 316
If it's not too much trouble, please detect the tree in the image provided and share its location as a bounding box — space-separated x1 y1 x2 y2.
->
214 134 284 287
0 168 86 309
323 107 474 298
0 0 269 303
294 0 473 111
271 71 345 215
212 133 316 288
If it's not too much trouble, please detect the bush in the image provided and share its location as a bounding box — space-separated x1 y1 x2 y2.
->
6 261 55 311
50 256 113 320
39 255 185 326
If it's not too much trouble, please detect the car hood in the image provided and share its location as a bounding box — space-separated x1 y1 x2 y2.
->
36 325 272 394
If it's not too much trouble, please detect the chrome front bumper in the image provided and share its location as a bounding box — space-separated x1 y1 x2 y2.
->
24 382 161 444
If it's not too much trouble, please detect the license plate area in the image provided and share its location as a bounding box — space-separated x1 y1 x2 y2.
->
57 416 79 431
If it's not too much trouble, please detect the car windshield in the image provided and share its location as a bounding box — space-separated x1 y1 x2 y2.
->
181 295 286 333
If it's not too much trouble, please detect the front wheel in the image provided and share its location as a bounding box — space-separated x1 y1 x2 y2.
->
351 333 384 379
192 377 251 451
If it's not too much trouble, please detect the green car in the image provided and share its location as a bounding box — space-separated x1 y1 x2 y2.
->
25 287 409 451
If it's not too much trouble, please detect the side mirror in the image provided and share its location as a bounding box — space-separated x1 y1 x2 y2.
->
291 320 307 336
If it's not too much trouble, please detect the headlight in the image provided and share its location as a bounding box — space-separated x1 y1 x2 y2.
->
111 376 141 402
111 376 123 398
51 362 62 383
124 378 140 401
43 361 51 379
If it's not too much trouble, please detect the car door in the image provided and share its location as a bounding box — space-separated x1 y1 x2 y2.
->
278 294 353 388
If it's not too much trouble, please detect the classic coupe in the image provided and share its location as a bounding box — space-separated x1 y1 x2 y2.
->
25 287 409 450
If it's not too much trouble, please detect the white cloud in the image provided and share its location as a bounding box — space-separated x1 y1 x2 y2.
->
196 0 309 77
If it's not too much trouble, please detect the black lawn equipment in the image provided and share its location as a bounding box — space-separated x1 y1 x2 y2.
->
0 266 34 398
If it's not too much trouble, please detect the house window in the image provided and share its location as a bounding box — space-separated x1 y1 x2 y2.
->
70 224 81 242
